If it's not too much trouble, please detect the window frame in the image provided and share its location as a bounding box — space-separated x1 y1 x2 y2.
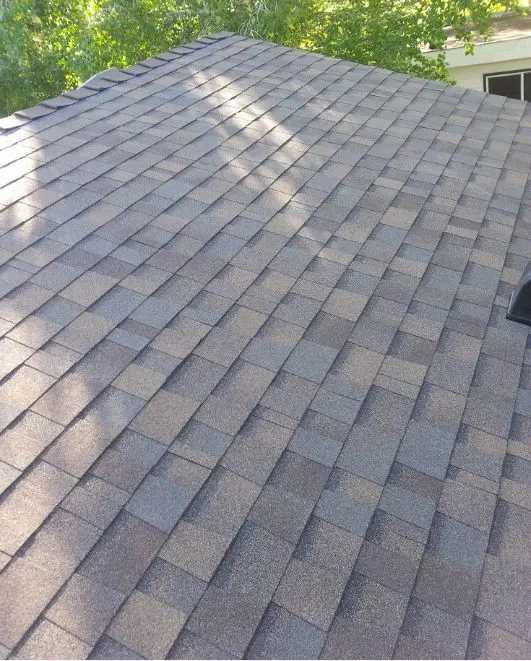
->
483 68 531 101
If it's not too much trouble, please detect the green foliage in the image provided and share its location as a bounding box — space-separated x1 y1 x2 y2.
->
0 0 523 117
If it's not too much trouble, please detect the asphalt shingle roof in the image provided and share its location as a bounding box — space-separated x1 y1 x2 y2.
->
0 32 530 659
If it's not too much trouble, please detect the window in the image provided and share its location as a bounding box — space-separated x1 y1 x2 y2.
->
484 70 531 101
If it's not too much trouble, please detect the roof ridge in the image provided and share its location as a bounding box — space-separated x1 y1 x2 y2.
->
0 31 236 134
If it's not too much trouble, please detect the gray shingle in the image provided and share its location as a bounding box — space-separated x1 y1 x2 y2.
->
90 636 144 660
260 371 318 421
467 617 531 660
125 473 199 532
213 521 292 598
78 511 165 593
295 516 362 578
11 619 91 660
169 629 236 660
247 604 326 659
91 429 165 493
46 573 124 645
248 484 314 544
221 416 291 484
324 574 409 659
138 558 206 614
129 390 200 444
20 508 100 580
107 590 186 659
288 426 343 468
396 597 470 659
184 466 260 536
159 520 231 582
379 462 441 529
315 468 382 536
274 558 347 630
0 558 64 649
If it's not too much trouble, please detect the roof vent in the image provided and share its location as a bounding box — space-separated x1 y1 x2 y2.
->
506 262 531 326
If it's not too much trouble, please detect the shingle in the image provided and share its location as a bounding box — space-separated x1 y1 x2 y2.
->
91 431 164 492
315 468 382 536
60 270 117 307
112 363 166 400
248 484 313 544
273 292 321 327
269 450 330 502
323 288 368 322
12 619 91 660
467 617 531 660
61 483 123 530
450 424 506 482
324 343 384 400
46 573 124 645
0 558 64 649
129 389 200 444
274 558 347 630
260 371 318 421
193 327 249 369
53 311 115 354
184 466 260 537
150 318 211 358
212 359 275 406
413 550 481 620
0 411 63 471
186 585 265 657
463 388 514 438
284 339 338 383
30 261 82 291
396 420 457 479
43 388 145 477
379 462 441 529
21 508 100 580
107 590 186 659
159 520 231 582
324 574 409 659
0 365 55 410
427 512 488 574
355 538 420 595
138 558 206 614
168 629 236 660
355 385 415 438
221 416 291 484
78 511 165 593
214 521 292 598
388 330 436 366
170 420 232 469
310 387 362 425
438 477 497 533
193 392 253 436
7 315 60 350
412 382 466 435
247 604 326 660
90 636 143 660
295 516 362 578
396 597 470 659
338 424 400 485
288 426 343 468
125 472 200 532
0 461 76 556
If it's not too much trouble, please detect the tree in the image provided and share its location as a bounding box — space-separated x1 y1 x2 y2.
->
0 0 523 117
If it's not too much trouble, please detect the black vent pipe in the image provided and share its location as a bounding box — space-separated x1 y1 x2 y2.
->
506 262 531 326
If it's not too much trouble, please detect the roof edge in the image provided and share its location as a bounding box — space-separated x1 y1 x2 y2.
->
0 31 236 134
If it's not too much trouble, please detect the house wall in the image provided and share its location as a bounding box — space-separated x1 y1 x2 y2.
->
424 35 531 92
449 56 531 91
